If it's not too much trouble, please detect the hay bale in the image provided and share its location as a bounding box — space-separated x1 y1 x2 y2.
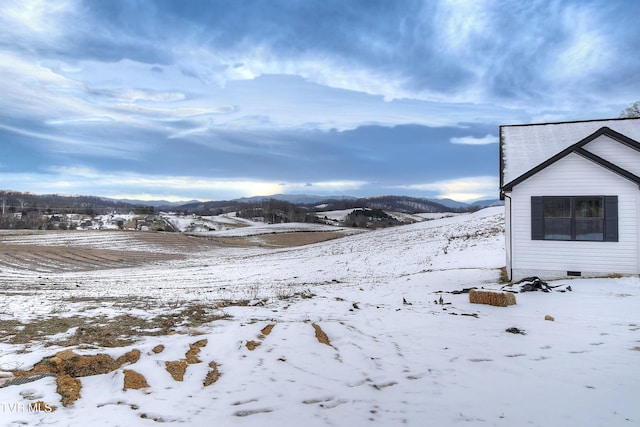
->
469 289 516 307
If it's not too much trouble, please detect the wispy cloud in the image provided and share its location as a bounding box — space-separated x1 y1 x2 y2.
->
395 176 499 202
450 134 498 145
1 1 638 201
3 166 369 201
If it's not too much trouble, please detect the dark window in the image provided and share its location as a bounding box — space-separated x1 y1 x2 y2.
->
531 196 618 242
575 198 603 240
543 198 571 240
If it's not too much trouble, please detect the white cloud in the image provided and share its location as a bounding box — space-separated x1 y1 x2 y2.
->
450 134 498 145
283 180 368 193
6 167 367 201
395 176 498 201
0 0 74 42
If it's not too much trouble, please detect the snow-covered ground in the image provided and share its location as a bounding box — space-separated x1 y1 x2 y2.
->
162 212 258 233
0 207 639 426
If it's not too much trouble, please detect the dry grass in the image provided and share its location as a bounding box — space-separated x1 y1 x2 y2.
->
498 267 509 284
245 340 261 351
260 323 275 338
165 361 187 381
0 304 231 347
123 369 149 390
311 323 331 346
185 339 208 364
56 374 81 407
203 361 220 387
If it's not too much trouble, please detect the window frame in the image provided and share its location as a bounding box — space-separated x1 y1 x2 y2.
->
531 196 618 242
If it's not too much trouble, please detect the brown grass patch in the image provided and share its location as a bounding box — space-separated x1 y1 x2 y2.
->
311 323 331 346
256 231 345 247
201 231 345 248
245 340 261 351
0 244 182 273
0 304 230 347
260 323 275 338
499 266 509 284
165 361 187 381
203 361 220 387
14 348 141 379
56 374 81 407
116 349 141 366
123 369 149 390
185 339 208 364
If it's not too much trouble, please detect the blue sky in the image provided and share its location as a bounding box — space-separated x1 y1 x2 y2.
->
1 0 639 202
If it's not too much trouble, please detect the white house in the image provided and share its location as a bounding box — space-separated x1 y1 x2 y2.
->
500 118 640 281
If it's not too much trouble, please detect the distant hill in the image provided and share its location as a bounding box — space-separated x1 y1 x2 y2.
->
0 190 503 218
102 198 201 208
0 190 147 214
234 194 356 204
168 194 502 215
470 199 503 208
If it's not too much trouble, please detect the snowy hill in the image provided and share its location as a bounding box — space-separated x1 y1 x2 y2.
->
0 207 638 426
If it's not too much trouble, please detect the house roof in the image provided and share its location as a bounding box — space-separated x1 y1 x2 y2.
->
500 117 640 191
501 127 640 191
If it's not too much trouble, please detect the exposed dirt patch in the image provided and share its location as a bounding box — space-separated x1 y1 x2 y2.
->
123 369 149 390
0 229 349 277
254 231 346 247
246 340 261 351
56 374 81 407
1 306 230 347
260 323 275 337
203 361 220 387
116 349 141 366
185 339 208 364
312 323 331 346
152 344 165 354
165 361 187 381
0 244 183 273
201 231 346 248
13 348 140 379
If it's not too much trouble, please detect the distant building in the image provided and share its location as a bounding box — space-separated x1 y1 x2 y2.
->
500 118 640 280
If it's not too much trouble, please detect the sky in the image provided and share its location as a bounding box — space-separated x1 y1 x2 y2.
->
1 0 639 203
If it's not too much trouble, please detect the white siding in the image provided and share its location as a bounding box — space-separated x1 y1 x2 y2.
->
504 196 512 278
583 135 640 176
510 153 639 280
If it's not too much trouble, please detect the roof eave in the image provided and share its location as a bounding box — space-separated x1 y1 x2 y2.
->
500 126 640 192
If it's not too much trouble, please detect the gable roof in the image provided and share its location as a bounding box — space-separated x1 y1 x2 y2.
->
501 126 640 192
500 118 640 193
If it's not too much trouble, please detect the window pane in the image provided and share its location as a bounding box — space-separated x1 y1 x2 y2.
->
544 198 570 218
576 198 603 218
576 219 604 240
544 218 571 240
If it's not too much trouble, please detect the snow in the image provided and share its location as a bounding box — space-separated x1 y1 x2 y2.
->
1 207 639 426
162 212 259 233
501 117 640 185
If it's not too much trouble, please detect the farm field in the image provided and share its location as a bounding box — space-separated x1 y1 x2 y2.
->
0 207 639 426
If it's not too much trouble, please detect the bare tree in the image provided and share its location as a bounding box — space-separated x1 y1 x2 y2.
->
620 101 640 118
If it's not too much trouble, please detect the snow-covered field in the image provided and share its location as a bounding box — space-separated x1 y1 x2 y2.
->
0 207 639 426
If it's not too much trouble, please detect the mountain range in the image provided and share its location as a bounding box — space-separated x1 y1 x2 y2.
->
0 190 502 216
